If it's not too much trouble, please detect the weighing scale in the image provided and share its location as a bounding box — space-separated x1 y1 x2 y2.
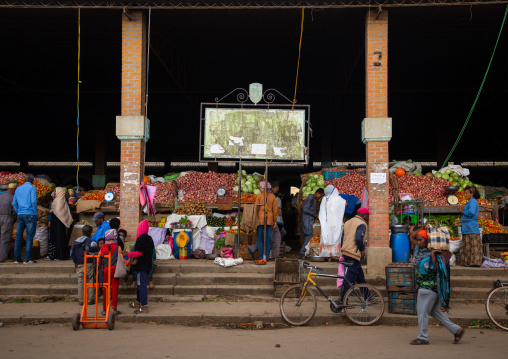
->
104 192 114 202
217 187 226 197
444 186 460 206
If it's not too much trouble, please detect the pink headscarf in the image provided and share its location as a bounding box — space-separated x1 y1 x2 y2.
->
136 219 149 239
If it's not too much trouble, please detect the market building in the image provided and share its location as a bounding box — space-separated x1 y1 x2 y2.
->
1 0 508 276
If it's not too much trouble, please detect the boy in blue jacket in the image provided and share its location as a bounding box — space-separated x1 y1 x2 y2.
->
71 225 98 306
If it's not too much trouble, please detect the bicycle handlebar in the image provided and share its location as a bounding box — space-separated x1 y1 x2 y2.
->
301 261 323 272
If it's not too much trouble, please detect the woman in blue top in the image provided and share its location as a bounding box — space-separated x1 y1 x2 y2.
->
457 185 482 267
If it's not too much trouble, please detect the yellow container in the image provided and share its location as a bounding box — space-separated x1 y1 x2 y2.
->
501 252 508 266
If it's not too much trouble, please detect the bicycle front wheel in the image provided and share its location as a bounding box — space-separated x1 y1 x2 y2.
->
486 286 508 331
343 283 385 326
280 284 317 326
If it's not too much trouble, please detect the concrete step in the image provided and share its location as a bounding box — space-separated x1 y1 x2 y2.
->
0 282 493 302
0 272 503 290
1 260 507 276
0 299 491 328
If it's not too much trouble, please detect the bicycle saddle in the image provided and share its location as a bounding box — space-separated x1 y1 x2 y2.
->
338 261 354 267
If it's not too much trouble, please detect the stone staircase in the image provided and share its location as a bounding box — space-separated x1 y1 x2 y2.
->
0 261 506 304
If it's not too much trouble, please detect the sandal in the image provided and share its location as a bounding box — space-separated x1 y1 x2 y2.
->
410 339 429 345
134 307 149 314
101 311 106 316
453 328 465 344
129 302 141 309
113 310 122 316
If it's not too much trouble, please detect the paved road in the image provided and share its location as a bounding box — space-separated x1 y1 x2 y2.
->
0 323 505 359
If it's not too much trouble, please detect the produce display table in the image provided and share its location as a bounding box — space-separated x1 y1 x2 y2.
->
164 214 207 250
422 206 489 214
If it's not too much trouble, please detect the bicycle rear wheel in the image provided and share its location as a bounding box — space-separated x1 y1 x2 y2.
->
280 284 317 326
343 283 384 326
486 286 508 331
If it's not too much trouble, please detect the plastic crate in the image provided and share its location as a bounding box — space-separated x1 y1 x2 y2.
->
385 263 416 292
323 171 347 181
388 292 417 315
483 234 508 244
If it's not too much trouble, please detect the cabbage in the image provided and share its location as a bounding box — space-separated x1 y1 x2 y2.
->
435 172 442 178
233 186 239 192
253 189 261 195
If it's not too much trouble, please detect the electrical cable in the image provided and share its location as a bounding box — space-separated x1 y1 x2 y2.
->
417 4 508 200
76 8 81 188
292 6 305 109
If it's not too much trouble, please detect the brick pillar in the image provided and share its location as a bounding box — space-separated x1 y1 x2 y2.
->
364 10 392 274
117 11 147 239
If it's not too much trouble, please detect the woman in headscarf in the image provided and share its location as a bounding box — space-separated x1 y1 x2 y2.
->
254 182 277 264
409 228 464 345
48 187 74 261
129 220 154 314
99 228 132 316
318 185 346 257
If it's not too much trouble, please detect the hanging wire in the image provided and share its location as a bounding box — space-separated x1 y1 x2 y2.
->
145 7 152 118
292 6 305 109
76 8 81 188
417 4 508 200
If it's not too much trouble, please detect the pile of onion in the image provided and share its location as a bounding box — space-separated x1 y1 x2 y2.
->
176 172 236 203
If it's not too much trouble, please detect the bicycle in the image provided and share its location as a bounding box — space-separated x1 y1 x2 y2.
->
485 279 508 331
280 261 385 326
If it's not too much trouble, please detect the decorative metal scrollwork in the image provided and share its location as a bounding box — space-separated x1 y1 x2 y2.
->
215 84 295 105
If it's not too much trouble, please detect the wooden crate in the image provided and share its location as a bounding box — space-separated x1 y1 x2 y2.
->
234 244 258 260
274 258 301 284
385 263 416 292
226 233 253 246
274 283 296 298
388 292 417 315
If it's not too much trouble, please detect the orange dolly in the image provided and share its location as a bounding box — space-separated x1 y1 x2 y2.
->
72 252 115 330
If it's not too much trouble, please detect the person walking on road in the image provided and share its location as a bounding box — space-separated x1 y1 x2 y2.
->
13 174 38 264
409 228 465 345
0 183 17 262
300 188 325 258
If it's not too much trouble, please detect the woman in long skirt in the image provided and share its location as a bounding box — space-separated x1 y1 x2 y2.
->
48 187 73 261
457 186 482 267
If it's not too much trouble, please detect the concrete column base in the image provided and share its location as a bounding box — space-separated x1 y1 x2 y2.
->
366 247 392 275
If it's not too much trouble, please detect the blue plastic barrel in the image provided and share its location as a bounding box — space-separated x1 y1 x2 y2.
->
390 233 410 262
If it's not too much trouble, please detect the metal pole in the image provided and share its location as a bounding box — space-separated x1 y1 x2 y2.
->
236 159 242 258
263 159 268 261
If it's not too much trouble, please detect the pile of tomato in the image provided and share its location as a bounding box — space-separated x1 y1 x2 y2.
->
233 194 257 203
17 179 52 199
82 192 106 201
478 218 508 234
310 234 320 243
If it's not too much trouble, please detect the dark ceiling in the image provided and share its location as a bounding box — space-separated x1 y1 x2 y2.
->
0 4 507 168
